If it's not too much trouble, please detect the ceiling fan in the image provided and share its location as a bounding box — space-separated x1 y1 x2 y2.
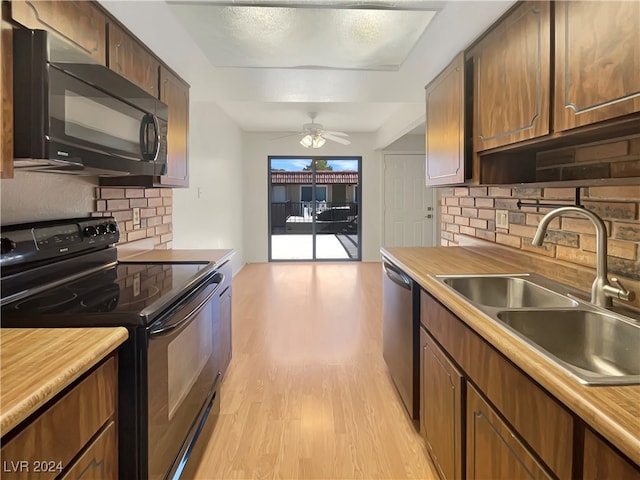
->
292 113 351 149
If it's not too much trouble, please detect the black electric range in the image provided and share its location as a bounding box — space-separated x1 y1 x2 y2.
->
1 217 224 480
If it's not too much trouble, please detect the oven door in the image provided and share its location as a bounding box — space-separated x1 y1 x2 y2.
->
146 272 223 480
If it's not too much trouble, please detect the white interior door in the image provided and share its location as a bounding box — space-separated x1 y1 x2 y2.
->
383 154 436 247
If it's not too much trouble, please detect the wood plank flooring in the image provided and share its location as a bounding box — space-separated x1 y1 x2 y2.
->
190 262 437 480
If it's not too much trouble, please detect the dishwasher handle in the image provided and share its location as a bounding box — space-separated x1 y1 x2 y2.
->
383 260 412 290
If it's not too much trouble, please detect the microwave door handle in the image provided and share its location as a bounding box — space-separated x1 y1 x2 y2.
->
139 114 160 161
140 114 151 160
150 114 160 162
149 273 224 338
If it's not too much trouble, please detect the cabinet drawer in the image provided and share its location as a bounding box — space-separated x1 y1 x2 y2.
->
1 358 117 480
421 291 573 480
60 421 117 480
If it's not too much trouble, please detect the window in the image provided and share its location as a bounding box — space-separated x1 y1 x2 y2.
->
300 185 327 202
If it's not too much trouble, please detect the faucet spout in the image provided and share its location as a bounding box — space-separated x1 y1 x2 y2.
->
531 206 630 308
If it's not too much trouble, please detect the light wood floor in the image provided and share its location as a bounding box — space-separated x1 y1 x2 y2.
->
190 262 438 480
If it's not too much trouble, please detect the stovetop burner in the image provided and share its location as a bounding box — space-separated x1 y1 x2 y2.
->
2 261 210 326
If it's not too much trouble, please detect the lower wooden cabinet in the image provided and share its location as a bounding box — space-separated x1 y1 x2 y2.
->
582 429 640 480
60 422 117 480
466 384 551 480
418 288 640 480
420 327 463 480
0 357 118 480
218 260 233 379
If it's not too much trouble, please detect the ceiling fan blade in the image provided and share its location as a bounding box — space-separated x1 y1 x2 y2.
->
323 133 351 145
270 132 303 141
322 130 349 137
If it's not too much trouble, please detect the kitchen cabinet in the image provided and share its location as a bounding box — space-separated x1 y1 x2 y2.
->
108 21 160 97
554 1 640 132
159 66 189 187
10 0 107 64
1 357 118 480
469 1 551 152
420 290 573 479
420 327 463 480
582 429 640 480
466 384 551 480
424 52 470 186
218 260 233 379
1 14 12 179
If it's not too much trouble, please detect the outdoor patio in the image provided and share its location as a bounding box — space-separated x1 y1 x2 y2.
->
271 234 358 260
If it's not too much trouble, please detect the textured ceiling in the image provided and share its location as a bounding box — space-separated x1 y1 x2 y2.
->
99 1 515 145
167 4 437 70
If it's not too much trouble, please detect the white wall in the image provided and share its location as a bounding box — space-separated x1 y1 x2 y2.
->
242 132 382 262
171 102 245 273
1 172 97 225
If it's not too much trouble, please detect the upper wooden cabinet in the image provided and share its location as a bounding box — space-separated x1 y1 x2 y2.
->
424 52 469 186
10 0 106 64
1 15 13 179
554 1 640 132
159 66 189 187
470 1 551 152
108 22 160 97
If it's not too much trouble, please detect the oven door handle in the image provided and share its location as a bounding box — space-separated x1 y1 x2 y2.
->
149 273 224 338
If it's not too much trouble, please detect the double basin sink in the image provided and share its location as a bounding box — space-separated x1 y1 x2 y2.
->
433 274 640 385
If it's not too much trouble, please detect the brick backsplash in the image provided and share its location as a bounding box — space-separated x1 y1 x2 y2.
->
93 187 173 249
439 184 640 281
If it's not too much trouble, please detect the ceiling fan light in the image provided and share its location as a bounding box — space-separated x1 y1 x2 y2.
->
312 135 326 148
300 134 314 148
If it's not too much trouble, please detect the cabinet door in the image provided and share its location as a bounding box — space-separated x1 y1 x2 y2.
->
1 16 13 179
60 421 117 480
471 1 550 151
11 1 106 64
159 66 189 187
467 384 552 480
108 22 160 98
425 52 466 186
420 327 463 480
582 429 640 480
219 287 232 378
554 1 640 132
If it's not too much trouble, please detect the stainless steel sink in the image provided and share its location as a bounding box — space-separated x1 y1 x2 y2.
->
432 273 640 385
497 309 640 385
440 274 579 308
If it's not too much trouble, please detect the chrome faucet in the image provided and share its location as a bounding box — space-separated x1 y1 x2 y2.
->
532 206 634 308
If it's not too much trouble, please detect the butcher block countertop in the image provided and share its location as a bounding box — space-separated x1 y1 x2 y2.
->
381 246 640 466
0 328 128 435
119 248 234 266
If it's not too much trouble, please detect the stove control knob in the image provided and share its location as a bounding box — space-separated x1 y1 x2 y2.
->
107 222 118 234
83 226 98 237
97 224 108 235
0 238 16 254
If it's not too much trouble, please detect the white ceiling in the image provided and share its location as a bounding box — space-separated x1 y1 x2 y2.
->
99 0 515 143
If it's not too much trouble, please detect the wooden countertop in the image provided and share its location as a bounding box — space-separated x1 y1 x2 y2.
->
119 248 234 266
381 246 640 466
0 328 128 436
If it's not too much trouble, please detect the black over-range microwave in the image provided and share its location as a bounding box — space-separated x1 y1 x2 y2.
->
13 29 168 176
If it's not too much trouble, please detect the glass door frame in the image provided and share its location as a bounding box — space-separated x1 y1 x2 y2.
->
267 155 362 262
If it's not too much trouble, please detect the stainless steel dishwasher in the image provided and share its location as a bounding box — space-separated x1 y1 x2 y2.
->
382 257 419 421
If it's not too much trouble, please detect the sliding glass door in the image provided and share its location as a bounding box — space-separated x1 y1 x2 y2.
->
268 156 361 261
